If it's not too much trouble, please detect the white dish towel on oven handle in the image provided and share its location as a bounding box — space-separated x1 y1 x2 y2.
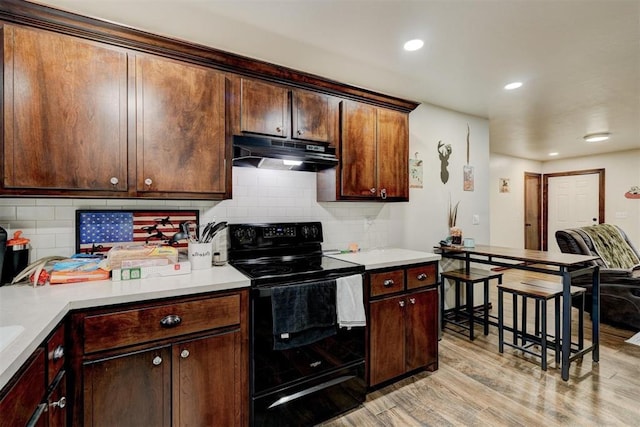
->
336 274 366 328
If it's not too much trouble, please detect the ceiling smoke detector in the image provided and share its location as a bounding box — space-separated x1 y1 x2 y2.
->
583 132 611 143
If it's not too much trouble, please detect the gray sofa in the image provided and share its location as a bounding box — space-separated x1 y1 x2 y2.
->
555 224 640 331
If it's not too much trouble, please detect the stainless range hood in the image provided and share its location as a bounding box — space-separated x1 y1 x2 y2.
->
233 135 338 171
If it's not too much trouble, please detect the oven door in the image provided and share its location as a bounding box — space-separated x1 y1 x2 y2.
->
250 277 366 426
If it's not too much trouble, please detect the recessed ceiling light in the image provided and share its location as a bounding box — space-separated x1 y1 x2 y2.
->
403 39 424 51
504 82 523 90
548 152 559 156
583 132 610 143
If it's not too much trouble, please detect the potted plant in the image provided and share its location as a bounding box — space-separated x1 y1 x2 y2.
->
448 199 462 245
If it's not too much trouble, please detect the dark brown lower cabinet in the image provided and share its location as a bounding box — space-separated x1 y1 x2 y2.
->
84 347 171 427
369 287 438 387
72 290 248 426
83 329 242 427
0 349 45 427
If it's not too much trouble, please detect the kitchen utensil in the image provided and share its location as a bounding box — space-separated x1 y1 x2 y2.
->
203 221 227 243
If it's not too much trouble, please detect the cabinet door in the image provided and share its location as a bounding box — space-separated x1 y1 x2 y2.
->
0 349 45 427
83 347 171 427
377 108 409 200
292 89 329 142
340 100 377 198
135 54 226 195
173 330 242 426
3 25 128 192
405 289 438 372
369 296 405 386
240 78 288 137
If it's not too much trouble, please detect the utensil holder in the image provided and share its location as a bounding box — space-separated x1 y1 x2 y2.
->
188 242 213 270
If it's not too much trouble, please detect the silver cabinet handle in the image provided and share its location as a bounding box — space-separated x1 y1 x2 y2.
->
409 298 416 304
144 178 153 186
370 188 376 194
276 126 282 133
383 279 395 287
52 345 65 361
110 177 119 185
180 349 190 359
50 396 66 409
297 129 304 135
152 356 163 366
160 314 182 328
416 273 428 281
380 188 387 199
399 300 405 307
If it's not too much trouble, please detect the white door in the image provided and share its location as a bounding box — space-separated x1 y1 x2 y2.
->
547 173 600 252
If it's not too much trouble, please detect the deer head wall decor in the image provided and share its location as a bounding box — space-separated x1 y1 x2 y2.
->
437 141 452 184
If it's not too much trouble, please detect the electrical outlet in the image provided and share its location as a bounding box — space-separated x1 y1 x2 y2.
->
363 218 374 230
472 214 480 225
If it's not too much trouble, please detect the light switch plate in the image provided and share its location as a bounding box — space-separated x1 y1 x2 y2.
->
472 214 480 225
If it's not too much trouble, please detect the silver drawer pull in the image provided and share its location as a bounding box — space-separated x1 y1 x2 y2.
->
52 345 65 361
160 314 182 328
399 300 405 307
50 396 66 409
152 356 163 366
180 349 190 359
416 273 428 281
383 279 395 287
409 298 416 304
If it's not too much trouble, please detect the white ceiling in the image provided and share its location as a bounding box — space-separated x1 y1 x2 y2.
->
34 0 640 161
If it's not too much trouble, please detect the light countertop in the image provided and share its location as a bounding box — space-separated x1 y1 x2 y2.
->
327 248 441 270
1 247 442 390
0 265 250 390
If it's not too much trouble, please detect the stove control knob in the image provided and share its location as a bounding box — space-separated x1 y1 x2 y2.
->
301 225 319 240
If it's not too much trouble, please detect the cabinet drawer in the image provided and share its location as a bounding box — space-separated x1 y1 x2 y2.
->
370 270 405 297
46 324 66 384
83 294 240 353
406 264 437 290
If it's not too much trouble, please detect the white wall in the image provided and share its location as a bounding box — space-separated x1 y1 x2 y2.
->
489 154 542 247
489 149 640 247
397 103 491 251
0 104 492 263
542 149 640 244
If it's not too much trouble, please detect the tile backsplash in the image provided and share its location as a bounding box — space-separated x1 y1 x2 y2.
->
0 167 402 261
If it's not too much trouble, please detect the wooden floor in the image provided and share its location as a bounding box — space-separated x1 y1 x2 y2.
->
321 269 640 427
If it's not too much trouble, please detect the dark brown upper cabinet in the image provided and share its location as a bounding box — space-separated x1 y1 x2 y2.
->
292 90 330 143
2 24 128 193
318 100 409 201
0 0 418 201
239 78 332 143
134 54 227 197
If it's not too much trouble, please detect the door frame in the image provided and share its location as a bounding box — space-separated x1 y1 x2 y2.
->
542 168 605 250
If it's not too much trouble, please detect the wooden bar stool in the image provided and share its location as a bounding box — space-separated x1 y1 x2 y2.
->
440 268 503 340
497 280 586 370
521 279 586 356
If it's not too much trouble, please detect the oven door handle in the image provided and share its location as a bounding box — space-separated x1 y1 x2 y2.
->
267 375 356 409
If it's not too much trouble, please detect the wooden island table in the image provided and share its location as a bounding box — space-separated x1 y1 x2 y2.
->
437 245 600 381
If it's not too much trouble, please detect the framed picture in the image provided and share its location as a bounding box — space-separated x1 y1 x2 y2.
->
499 178 511 193
463 165 474 191
409 158 423 188
75 209 199 255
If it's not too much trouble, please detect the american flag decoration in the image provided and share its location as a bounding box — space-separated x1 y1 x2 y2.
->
76 210 199 255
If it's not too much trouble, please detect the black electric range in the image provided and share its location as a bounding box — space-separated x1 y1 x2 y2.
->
228 222 366 427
